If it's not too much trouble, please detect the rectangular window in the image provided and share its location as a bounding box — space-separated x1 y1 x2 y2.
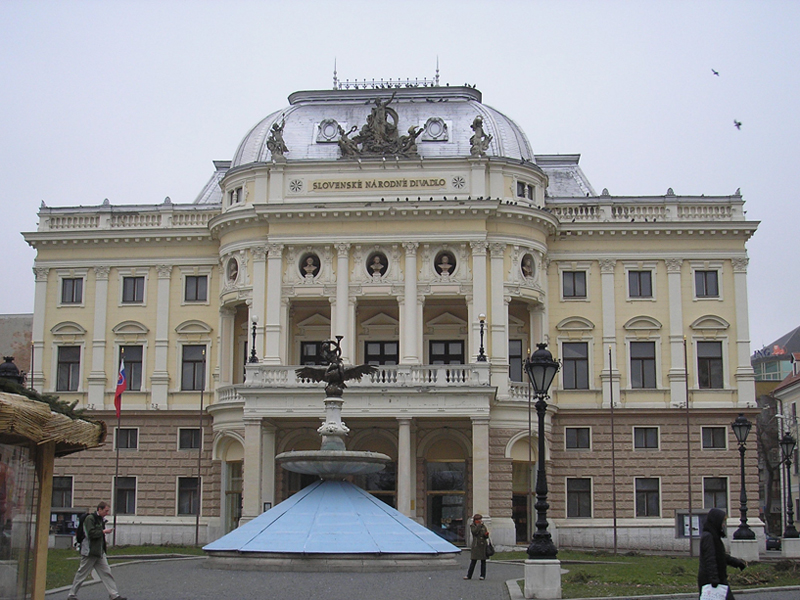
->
566 478 592 518
52 476 73 508
300 341 324 365
61 278 83 304
229 187 242 205
179 428 201 450
702 427 727 449
181 345 206 391
115 428 138 450
565 427 590 449
695 270 719 298
178 477 200 515
509 339 524 382
634 427 659 449
184 275 208 302
364 341 399 365
122 276 145 303
703 477 728 511
628 270 652 298
56 346 81 391
115 477 136 515
429 340 465 364
562 342 589 389
630 341 656 389
120 345 143 391
635 478 660 517
698 341 724 389
517 181 527 198
563 271 587 298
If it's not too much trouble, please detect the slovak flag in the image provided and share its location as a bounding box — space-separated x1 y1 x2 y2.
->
114 359 126 418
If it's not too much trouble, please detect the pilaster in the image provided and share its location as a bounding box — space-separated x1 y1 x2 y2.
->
87 266 110 407
264 244 284 365
599 259 620 407
401 242 419 364
732 257 756 406
150 264 172 407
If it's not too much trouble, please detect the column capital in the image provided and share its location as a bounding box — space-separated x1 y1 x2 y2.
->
93 265 110 280
731 256 749 273
156 264 173 279
470 415 491 424
489 242 506 257
334 242 351 257
598 258 616 274
33 266 50 281
665 258 683 273
267 243 284 256
251 245 268 261
470 241 489 255
403 241 419 254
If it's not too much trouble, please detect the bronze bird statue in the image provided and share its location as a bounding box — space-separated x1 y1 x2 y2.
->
295 337 377 397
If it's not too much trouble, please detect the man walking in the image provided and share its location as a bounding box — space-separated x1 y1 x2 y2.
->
68 501 126 600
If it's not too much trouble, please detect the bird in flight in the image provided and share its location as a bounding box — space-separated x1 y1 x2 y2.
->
712 68 720 76
734 120 742 130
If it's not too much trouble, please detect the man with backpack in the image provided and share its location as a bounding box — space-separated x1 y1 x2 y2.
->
67 501 126 600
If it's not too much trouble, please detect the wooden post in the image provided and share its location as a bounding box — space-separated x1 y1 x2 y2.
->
31 441 56 600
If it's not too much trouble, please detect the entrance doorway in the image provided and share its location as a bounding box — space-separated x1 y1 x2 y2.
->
224 461 243 533
426 461 466 543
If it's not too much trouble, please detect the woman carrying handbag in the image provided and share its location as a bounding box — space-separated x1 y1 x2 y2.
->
464 513 490 580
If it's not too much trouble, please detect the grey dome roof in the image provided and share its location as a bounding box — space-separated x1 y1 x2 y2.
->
231 86 534 167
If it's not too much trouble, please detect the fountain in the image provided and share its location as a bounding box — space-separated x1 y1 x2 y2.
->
204 337 461 571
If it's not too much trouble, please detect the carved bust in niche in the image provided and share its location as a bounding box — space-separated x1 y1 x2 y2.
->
300 253 320 278
367 252 388 278
521 253 535 279
434 251 456 276
227 258 239 283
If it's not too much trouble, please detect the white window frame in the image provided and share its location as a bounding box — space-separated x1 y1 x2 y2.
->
52 475 74 508
632 425 660 450
564 426 592 451
114 341 148 393
56 269 88 308
701 426 729 450
565 476 593 519
113 475 137 515
178 343 209 392
625 336 663 390
178 427 203 451
114 426 140 451
118 268 149 306
634 476 662 518
692 336 730 390
180 267 213 306
690 261 724 301
52 341 85 393
558 262 591 301
176 476 203 516
622 261 657 302
557 335 594 391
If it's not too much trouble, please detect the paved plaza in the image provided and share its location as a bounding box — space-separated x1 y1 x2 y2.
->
46 553 800 600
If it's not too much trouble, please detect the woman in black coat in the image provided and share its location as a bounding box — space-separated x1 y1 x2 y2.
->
464 513 490 580
698 508 746 600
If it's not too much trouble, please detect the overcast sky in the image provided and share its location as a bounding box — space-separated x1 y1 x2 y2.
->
2 0 798 353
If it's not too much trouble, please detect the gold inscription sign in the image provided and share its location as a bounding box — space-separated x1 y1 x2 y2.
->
311 177 447 192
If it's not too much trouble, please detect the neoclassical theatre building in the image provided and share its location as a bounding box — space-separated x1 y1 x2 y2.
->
25 81 760 551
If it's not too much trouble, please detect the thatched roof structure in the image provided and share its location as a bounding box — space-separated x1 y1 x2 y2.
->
0 391 106 456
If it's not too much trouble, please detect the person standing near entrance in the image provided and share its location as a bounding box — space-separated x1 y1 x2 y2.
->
464 513 490 580
68 501 126 600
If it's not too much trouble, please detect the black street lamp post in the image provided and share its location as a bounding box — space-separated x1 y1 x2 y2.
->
524 343 560 559
249 316 259 363
731 413 755 540
780 432 799 538
477 314 487 362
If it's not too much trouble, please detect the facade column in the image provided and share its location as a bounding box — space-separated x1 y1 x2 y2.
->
397 417 413 517
665 259 687 407
241 418 264 523
489 243 509 398
471 416 491 517
218 307 236 386
262 422 277 509
334 243 351 362
470 242 488 361
86 266 110 407
732 257 756 406
599 259 620 408
151 264 172 407
251 246 267 360
264 244 284 365
401 242 419 364
31 267 49 391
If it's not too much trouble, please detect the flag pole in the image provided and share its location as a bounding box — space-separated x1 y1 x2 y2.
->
684 337 694 557
113 350 126 546
195 348 206 546
609 346 618 555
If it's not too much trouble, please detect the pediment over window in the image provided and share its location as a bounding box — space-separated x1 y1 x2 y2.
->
296 313 331 337
690 315 730 330
426 312 467 327
360 313 399 336
555 316 595 331
175 320 213 335
112 320 150 335
51 321 87 336
623 316 662 331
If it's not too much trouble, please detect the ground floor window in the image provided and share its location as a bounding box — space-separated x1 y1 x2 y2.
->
426 461 465 543
567 478 592 518
703 477 728 511
355 462 396 507
114 476 136 515
178 477 200 515
635 478 660 517
225 461 242 533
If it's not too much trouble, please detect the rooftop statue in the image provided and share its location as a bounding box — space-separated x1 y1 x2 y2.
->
337 93 421 158
295 337 377 397
267 119 289 159
470 116 493 157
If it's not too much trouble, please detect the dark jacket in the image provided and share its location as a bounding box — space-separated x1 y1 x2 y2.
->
84 512 108 558
470 522 489 561
698 508 744 599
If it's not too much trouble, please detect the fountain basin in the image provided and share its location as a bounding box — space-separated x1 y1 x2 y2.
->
276 450 391 478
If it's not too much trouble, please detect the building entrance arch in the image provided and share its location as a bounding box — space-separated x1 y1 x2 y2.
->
424 437 467 544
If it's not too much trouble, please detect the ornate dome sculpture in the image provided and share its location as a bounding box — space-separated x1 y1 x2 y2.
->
231 86 534 167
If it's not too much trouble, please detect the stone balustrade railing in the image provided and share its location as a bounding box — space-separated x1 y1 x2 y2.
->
548 195 743 223
39 205 219 232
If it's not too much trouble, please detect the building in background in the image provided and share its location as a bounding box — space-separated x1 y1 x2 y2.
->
22 81 760 550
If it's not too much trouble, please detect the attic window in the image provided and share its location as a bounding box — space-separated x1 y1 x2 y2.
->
229 187 242 206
